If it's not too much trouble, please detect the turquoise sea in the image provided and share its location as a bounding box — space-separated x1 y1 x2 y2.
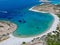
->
0 0 58 37
12 10 54 37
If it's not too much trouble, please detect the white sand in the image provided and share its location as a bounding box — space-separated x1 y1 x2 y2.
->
29 7 48 13
0 8 59 45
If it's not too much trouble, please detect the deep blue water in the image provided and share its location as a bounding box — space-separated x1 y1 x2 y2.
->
0 0 59 11
0 0 40 11
0 0 56 37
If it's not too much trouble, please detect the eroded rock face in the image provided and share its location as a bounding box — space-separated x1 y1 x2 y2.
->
0 35 9 41
0 20 17 41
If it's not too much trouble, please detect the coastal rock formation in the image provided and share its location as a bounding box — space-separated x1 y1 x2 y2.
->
30 3 60 15
0 20 17 41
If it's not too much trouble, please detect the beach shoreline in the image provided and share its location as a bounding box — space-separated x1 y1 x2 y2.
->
0 7 59 45
0 5 59 45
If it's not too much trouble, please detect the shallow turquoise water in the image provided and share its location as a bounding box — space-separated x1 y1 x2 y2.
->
12 10 54 37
